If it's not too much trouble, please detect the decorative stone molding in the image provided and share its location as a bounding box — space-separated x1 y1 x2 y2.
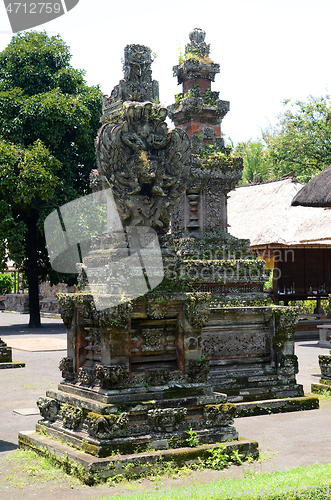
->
145 369 171 387
185 292 211 328
204 403 236 427
87 411 129 440
147 408 187 432
278 354 299 377
186 358 209 383
61 403 84 430
78 366 96 387
37 397 59 422
95 364 130 390
59 357 75 381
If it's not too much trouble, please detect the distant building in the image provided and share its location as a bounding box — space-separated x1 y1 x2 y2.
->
228 173 331 306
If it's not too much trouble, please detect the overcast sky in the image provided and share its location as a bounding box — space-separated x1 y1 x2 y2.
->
1 0 331 145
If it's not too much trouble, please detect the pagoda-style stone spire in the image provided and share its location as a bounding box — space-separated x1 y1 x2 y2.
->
168 28 229 145
169 29 242 238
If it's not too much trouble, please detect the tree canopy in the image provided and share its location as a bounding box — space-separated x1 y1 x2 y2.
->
234 94 331 185
0 31 103 326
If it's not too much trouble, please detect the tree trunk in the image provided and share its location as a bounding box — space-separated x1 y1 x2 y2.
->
26 216 41 328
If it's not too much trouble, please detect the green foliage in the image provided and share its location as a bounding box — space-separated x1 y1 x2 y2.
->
0 31 103 324
0 272 14 294
234 139 273 185
185 429 200 447
263 95 331 183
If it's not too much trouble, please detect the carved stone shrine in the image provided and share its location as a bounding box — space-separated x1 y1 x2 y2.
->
19 40 258 483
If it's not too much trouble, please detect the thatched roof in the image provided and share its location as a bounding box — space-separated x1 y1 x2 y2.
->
291 166 331 207
228 176 331 247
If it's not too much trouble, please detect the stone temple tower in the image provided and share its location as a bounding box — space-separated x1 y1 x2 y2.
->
168 28 243 238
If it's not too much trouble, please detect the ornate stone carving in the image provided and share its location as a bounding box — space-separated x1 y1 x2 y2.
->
204 403 236 427
57 294 74 328
145 369 171 386
110 44 159 104
95 364 130 390
141 328 164 351
146 300 166 319
278 354 299 377
61 403 84 430
186 358 209 383
96 101 191 234
37 397 59 422
87 411 129 440
147 408 187 432
203 331 268 358
59 357 75 381
185 293 211 328
78 366 96 386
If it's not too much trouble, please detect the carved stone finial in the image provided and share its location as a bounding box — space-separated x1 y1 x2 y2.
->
185 27 210 58
189 28 206 43
108 44 159 106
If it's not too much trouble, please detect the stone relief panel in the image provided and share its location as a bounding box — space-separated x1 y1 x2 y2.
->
202 330 270 359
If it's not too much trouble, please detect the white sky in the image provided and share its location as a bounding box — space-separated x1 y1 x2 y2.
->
1 0 331 145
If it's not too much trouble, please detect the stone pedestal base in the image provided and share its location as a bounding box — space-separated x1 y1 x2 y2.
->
35 381 239 457
19 430 258 484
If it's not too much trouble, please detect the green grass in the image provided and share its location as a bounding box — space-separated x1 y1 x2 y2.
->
92 463 331 499
0 448 82 489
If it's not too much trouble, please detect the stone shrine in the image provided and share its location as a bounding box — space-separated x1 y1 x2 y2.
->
168 29 306 404
19 41 258 483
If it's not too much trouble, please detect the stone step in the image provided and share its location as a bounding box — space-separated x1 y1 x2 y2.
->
224 384 304 403
18 430 259 484
234 395 319 417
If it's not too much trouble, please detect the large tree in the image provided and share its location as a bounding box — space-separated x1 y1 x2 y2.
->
0 31 102 327
263 95 331 183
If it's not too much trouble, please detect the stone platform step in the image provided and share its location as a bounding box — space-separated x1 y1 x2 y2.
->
0 361 25 369
225 384 304 403
18 430 259 485
234 395 319 417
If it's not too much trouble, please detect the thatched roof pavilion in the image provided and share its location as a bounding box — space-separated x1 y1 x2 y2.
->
228 174 331 247
228 174 331 304
292 166 331 207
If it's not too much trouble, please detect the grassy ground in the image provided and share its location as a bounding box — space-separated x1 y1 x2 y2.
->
1 448 331 500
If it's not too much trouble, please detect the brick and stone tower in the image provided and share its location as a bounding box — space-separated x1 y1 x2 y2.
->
169 28 243 238
168 27 229 146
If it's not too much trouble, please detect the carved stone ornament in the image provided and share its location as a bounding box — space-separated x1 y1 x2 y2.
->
61 403 84 430
185 293 211 328
204 403 236 428
96 101 191 234
147 408 187 432
146 300 166 319
59 357 75 381
278 354 299 377
145 369 171 387
186 358 209 383
37 397 59 422
78 366 96 386
95 364 130 390
87 411 129 440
